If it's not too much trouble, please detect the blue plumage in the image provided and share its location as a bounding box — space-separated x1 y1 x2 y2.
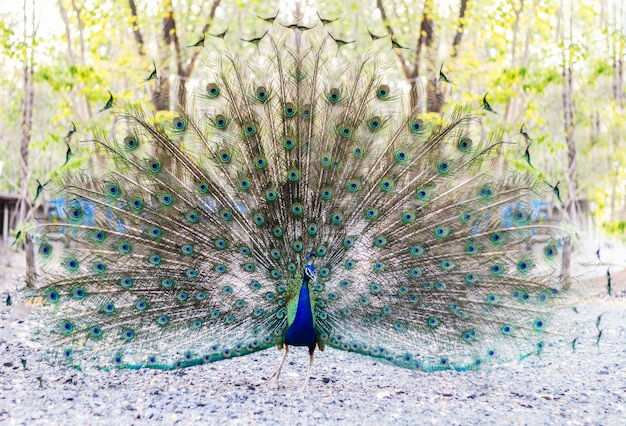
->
284 269 317 350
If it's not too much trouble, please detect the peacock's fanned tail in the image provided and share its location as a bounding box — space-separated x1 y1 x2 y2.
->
28 27 566 372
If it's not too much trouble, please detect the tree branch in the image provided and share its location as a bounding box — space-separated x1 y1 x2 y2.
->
376 0 410 80
186 0 221 77
70 0 86 64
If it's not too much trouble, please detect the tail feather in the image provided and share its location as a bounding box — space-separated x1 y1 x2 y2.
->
25 28 570 372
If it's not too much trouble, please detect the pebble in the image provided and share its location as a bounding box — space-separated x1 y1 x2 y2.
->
1 256 625 424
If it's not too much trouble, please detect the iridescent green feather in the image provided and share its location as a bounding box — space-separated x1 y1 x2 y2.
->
22 22 572 374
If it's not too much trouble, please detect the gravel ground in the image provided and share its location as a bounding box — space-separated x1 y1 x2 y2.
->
1 248 625 425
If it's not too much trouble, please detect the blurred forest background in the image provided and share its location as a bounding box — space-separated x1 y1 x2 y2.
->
0 0 625 253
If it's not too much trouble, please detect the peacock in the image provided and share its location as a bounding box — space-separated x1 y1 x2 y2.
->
23 19 569 387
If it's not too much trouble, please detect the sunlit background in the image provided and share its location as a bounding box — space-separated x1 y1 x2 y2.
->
1 0 625 264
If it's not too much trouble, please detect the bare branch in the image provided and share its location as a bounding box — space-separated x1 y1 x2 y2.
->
375 0 410 80
186 0 221 76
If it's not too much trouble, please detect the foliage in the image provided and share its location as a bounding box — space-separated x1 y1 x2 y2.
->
0 0 625 239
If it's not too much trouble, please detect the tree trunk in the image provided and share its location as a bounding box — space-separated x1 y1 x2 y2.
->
504 0 524 121
561 235 571 290
609 139 618 222
24 232 35 284
559 1 576 289
71 0 86 63
67 0 92 119
510 0 524 67
417 1 438 112
57 0 74 62
564 66 576 225
20 0 36 286
608 10 624 222
451 0 468 58
128 0 145 56
620 181 626 221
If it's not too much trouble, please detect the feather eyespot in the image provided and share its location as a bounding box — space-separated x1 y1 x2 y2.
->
123 135 138 150
172 117 186 131
328 88 341 103
377 85 390 99
206 83 220 98
368 116 381 130
283 103 296 117
214 114 228 129
409 119 424 133
255 86 268 101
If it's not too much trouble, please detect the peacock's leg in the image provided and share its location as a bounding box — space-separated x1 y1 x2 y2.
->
301 350 314 390
267 344 289 386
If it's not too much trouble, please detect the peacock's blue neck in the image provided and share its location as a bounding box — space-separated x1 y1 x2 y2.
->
285 274 317 349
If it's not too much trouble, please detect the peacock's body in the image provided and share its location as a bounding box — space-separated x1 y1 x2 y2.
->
26 21 567 381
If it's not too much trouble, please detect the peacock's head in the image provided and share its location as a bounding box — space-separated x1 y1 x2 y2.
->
304 252 316 281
